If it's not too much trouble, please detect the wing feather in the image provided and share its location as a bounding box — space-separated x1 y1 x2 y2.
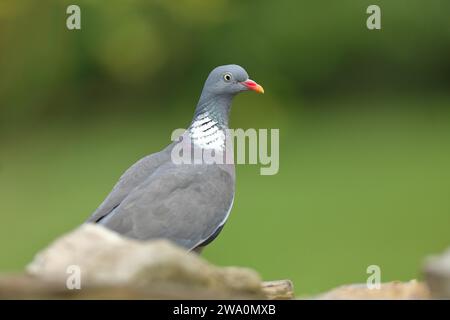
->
97 163 235 250
86 143 173 223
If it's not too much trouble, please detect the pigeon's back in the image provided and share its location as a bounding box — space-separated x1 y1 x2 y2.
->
96 160 235 250
86 142 175 224
86 138 235 251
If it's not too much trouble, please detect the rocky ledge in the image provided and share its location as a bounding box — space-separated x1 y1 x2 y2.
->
0 224 448 299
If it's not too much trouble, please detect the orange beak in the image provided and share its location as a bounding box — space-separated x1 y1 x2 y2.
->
241 79 264 94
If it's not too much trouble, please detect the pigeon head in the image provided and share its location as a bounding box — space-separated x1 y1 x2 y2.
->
193 65 264 126
201 65 264 97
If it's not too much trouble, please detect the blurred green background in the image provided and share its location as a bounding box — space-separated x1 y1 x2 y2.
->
1 0 450 295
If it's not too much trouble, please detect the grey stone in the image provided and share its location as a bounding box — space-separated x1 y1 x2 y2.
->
424 247 450 298
26 224 262 296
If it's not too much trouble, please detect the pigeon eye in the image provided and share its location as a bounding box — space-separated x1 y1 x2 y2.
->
223 73 232 82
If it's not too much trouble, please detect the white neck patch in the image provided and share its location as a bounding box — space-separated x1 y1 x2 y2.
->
189 114 226 150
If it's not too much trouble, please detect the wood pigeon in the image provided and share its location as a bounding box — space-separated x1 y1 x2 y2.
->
86 65 264 252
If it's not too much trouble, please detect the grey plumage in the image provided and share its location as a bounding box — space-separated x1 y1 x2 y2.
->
86 65 263 251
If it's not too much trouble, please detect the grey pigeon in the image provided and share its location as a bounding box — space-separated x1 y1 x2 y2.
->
86 65 264 252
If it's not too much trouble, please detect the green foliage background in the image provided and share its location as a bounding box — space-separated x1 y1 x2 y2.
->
0 0 449 294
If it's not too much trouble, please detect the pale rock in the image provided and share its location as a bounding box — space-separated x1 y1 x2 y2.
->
315 280 430 300
424 247 450 298
26 223 262 296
